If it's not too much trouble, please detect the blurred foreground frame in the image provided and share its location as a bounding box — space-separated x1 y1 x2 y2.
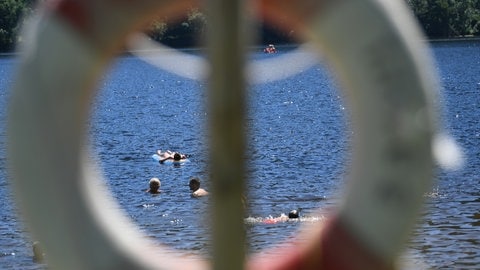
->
7 0 450 269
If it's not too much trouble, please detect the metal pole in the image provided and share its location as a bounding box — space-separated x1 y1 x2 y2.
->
206 1 248 270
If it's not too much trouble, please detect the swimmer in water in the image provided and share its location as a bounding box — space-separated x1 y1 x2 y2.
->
260 209 301 224
146 178 161 194
288 209 300 219
263 44 277 53
189 177 209 197
157 150 187 164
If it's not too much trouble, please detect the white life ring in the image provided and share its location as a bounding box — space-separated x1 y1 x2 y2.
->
7 0 437 269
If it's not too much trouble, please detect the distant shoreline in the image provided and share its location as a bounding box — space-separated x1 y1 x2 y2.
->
1 37 479 57
429 36 480 43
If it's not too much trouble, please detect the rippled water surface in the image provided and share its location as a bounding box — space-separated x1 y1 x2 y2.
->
0 40 479 269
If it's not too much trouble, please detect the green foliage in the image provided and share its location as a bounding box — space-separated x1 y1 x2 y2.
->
407 0 480 38
147 21 168 42
0 2 478 52
0 0 34 52
146 9 207 48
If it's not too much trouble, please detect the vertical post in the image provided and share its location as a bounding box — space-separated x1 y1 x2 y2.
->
206 1 248 270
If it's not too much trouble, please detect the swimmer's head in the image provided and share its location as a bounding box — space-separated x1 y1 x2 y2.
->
174 153 181 161
288 209 299 219
189 177 201 191
149 178 161 192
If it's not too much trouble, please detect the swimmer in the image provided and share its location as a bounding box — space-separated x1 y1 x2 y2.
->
146 178 161 194
157 150 187 164
245 210 323 225
263 44 277 53
189 177 209 198
246 210 301 224
288 209 300 219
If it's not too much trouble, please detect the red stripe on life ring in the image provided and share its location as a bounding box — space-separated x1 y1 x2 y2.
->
248 217 392 270
319 217 393 270
48 0 89 33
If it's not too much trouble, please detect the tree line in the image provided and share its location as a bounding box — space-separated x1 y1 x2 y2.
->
1 0 479 52
407 0 480 38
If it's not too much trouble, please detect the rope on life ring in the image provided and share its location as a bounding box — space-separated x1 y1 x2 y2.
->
7 0 438 269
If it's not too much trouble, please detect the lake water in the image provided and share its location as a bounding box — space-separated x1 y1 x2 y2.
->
0 40 479 269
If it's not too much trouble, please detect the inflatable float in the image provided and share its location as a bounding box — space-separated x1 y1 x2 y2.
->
152 154 189 165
